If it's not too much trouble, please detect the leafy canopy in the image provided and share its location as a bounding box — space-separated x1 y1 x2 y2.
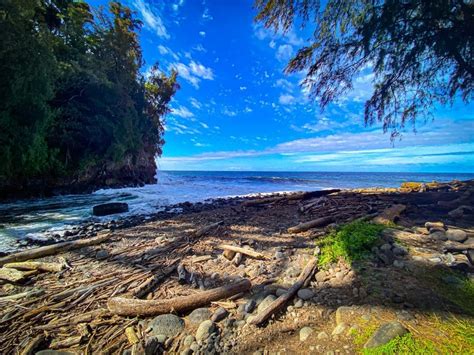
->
254 0 474 136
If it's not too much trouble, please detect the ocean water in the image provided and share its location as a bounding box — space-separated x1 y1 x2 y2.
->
0 171 473 252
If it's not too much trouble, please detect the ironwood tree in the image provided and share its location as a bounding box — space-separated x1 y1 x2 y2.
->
255 0 474 136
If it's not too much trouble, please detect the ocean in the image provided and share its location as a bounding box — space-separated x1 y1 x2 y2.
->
0 170 473 252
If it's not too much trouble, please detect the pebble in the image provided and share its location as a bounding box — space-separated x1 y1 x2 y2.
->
317 331 329 340
96 250 108 260
430 231 448 241
299 327 313 341
257 295 277 313
183 335 195 347
331 323 347 336
364 321 408 348
294 298 304 308
211 307 229 322
446 229 468 242
195 320 216 341
148 314 184 337
244 299 257 313
297 288 314 300
276 288 287 297
275 251 285 259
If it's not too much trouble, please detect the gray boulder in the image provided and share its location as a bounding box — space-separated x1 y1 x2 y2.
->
148 314 184 337
188 308 211 325
364 321 408 348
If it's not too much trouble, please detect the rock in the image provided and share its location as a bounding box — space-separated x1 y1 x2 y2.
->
211 307 228 322
317 331 329 340
446 229 468 243
148 314 184 337
297 288 314 300
373 204 406 225
393 260 404 268
244 299 257 313
429 231 447 241
294 298 304 308
392 246 407 256
223 249 236 260
448 205 473 219
332 323 347 336
144 337 160 354
276 288 287 297
467 250 474 266
285 266 301 278
425 221 445 231
315 270 327 282
275 251 285 259
233 252 243 266
380 244 392 252
188 308 212 325
364 321 408 348
299 327 313 341
36 352 75 355
335 306 360 325
92 202 128 216
183 335 196 347
195 320 216 341
96 249 108 260
257 295 277 313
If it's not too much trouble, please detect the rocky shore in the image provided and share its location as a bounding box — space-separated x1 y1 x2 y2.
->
0 180 473 354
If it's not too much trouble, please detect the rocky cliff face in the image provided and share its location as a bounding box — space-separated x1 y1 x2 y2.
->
0 149 158 199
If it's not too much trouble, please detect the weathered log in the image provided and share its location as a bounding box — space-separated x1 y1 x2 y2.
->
0 231 112 266
218 244 267 260
108 278 251 316
443 239 474 253
372 204 406 225
4 261 66 272
249 258 318 325
242 196 284 206
125 327 140 345
194 221 223 237
50 335 83 349
287 216 334 234
0 267 37 282
20 334 46 355
36 309 107 330
130 266 175 299
286 189 340 201
0 288 44 303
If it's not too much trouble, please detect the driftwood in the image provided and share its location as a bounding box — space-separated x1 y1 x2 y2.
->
130 266 176 299
194 221 223 237
108 278 251 316
36 309 108 330
242 196 284 206
249 258 318 325
20 334 45 355
0 288 44 303
443 240 474 253
243 189 340 207
218 244 267 260
0 268 37 282
4 261 66 272
287 216 334 234
372 204 406 225
50 335 83 349
0 231 112 266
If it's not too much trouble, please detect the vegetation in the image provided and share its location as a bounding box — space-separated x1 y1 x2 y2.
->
254 0 474 137
0 0 177 194
315 221 385 268
354 315 474 354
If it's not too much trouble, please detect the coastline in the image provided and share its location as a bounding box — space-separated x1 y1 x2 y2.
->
0 179 473 353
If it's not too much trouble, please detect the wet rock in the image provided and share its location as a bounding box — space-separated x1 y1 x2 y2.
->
299 327 313 341
92 202 128 216
364 321 408 348
211 307 228 322
188 308 212 325
148 314 184 337
297 288 314 300
446 229 468 243
196 320 216 341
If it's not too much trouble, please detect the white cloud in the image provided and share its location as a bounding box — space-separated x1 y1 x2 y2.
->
158 45 169 55
269 40 276 49
222 108 237 117
202 7 213 20
239 86 247 91
135 0 169 39
193 44 207 52
244 107 253 113
276 44 294 62
199 31 206 37
171 105 194 118
189 97 202 109
170 60 214 88
275 78 294 91
199 122 209 129
194 142 210 147
279 94 295 105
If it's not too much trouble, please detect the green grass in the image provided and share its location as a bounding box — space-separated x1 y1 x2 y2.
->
315 221 385 268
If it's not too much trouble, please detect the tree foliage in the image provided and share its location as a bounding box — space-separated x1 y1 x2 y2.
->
0 0 178 190
255 0 474 135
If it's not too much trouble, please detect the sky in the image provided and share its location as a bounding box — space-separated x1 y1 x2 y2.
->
91 0 474 173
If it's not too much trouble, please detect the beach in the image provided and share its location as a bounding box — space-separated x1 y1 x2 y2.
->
0 179 473 353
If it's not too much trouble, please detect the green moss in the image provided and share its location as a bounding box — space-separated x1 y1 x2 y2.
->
361 333 437 355
315 221 385 268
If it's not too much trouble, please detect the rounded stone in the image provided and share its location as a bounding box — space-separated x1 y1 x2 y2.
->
317 331 329 340
148 314 184 337
299 327 313 341
183 335 196 347
364 321 408 348
211 307 228 322
188 308 212 325
297 288 314 300
446 229 468 242
195 320 216 341
257 294 277 313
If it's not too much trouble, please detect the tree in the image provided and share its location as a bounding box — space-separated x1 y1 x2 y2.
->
254 0 474 136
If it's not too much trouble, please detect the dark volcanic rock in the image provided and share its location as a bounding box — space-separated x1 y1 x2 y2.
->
92 202 129 216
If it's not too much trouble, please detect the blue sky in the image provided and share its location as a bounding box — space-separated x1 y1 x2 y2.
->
92 0 474 172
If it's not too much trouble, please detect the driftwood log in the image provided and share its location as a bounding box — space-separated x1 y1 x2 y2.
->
0 231 112 266
4 261 66 272
194 221 223 237
108 278 251 316
249 258 318 325
0 268 37 282
217 244 267 260
287 216 334 234
243 189 340 206
20 334 46 355
372 204 406 225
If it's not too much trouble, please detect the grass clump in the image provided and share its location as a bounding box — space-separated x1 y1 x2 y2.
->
361 333 437 355
430 269 474 315
316 221 385 268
